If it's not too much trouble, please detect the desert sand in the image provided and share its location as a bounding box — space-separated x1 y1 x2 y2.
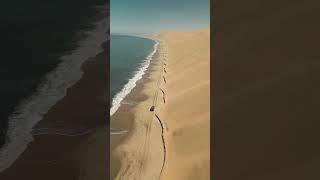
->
156 29 210 180
110 29 210 180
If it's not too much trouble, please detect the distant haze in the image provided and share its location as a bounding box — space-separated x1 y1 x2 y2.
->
111 0 210 34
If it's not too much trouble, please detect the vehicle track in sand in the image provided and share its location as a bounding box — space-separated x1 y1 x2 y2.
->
117 42 168 180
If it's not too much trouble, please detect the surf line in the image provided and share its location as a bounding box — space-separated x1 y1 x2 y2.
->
32 127 97 137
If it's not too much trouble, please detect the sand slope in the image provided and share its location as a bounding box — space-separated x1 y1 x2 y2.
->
156 29 210 180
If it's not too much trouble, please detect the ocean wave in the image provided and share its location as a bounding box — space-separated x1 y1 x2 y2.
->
32 127 96 137
110 40 159 116
110 128 128 135
0 16 108 171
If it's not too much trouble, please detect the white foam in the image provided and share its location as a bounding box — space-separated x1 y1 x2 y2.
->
0 14 109 171
110 128 128 135
121 100 137 106
111 130 128 135
110 40 159 116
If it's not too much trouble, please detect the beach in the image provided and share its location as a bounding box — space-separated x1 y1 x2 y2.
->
0 42 108 180
0 2 107 148
110 28 210 180
110 43 164 180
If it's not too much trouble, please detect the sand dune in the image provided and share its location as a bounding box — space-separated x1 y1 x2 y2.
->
156 29 210 180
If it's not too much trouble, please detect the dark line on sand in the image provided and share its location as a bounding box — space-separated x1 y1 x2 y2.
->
160 88 165 95
154 113 167 180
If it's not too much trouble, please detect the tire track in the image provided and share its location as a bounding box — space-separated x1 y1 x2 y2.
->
126 41 168 180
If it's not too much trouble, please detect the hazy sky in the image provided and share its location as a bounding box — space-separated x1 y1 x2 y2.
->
111 0 210 34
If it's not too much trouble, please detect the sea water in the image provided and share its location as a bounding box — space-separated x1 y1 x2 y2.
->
110 35 158 116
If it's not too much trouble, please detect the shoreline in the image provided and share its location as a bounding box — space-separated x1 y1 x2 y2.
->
110 39 166 179
0 4 107 147
110 39 159 116
0 14 107 172
111 28 210 180
0 40 108 179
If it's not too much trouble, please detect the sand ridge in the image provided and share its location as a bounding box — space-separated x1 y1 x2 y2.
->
155 29 210 180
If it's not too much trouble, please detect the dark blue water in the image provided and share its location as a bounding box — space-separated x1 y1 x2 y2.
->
110 35 156 104
0 0 106 146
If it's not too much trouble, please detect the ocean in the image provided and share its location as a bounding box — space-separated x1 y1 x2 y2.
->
0 0 107 171
110 35 158 116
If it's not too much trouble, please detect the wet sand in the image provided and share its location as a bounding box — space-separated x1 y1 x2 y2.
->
0 42 108 180
110 47 165 180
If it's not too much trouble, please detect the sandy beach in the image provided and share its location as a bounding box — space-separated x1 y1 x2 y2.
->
110 29 210 180
110 46 165 180
0 42 108 180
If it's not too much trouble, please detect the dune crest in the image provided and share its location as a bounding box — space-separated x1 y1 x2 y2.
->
155 28 210 180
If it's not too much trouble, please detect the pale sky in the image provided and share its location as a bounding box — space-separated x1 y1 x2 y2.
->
111 0 210 34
